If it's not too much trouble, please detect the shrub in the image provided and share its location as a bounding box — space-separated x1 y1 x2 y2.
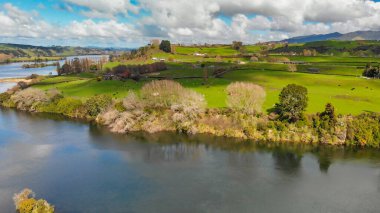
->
287 64 297 72
171 90 206 133
13 188 54 213
346 113 380 147
85 94 112 117
141 80 184 108
123 91 144 110
11 88 49 111
141 80 206 109
114 101 126 112
226 82 266 115
275 84 308 122
56 97 83 116
46 89 63 102
0 92 11 104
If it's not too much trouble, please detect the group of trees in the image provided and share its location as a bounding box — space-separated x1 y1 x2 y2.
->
58 57 107 75
363 63 380 78
225 82 309 123
110 62 167 80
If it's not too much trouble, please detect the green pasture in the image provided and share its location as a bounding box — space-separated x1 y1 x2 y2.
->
32 45 380 115
175 46 239 56
33 64 380 114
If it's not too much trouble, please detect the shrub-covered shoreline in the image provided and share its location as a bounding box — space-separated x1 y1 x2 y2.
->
1 79 379 148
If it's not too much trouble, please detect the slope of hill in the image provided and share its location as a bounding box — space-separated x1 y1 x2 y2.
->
283 32 342 43
270 40 380 56
0 43 128 59
282 30 380 43
337 31 380 41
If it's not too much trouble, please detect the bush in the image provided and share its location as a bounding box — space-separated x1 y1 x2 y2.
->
141 80 206 109
226 82 266 115
114 101 126 112
346 113 380 147
0 92 11 104
275 84 308 122
141 80 183 108
287 64 297 72
85 94 112 117
13 188 54 213
123 91 144 110
56 97 83 116
11 88 49 111
46 89 63 102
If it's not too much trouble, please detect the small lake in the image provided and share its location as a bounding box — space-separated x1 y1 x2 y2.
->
0 108 380 213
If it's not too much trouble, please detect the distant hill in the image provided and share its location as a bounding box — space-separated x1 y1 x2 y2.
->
0 43 129 59
282 31 380 43
270 40 380 57
283 32 342 43
337 31 380 41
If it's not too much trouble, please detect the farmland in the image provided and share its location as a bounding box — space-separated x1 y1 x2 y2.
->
31 41 380 115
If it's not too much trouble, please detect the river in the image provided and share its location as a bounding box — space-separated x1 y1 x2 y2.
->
0 108 380 213
0 55 108 93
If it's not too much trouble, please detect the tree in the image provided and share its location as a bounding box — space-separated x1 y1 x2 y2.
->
56 62 60 74
275 84 308 122
201 63 208 85
159 40 171 53
363 63 380 78
319 103 337 130
232 41 243 51
59 63 71 76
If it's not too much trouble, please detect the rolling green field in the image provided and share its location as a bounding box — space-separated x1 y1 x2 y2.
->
175 46 239 56
33 65 380 114
31 43 380 115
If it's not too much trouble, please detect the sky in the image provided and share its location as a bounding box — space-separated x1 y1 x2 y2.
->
1 0 380 48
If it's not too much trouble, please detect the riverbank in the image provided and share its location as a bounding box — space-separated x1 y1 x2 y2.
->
0 78 32 83
0 78 379 148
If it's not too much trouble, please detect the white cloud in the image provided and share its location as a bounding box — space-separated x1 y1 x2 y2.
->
0 3 141 46
135 0 380 43
3 1 380 46
64 0 139 19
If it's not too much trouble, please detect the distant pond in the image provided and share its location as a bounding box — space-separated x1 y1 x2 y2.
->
0 108 380 213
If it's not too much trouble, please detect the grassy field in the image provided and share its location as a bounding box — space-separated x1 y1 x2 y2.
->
174 46 239 56
33 65 380 115
31 44 380 115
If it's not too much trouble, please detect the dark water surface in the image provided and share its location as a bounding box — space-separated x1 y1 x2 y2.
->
0 108 380 213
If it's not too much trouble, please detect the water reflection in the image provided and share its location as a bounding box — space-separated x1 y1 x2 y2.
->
1 108 380 213
272 148 303 174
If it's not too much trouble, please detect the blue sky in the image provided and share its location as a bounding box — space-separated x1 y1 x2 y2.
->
1 0 380 47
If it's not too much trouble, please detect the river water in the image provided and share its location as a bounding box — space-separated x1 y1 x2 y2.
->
0 55 108 93
0 108 380 213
